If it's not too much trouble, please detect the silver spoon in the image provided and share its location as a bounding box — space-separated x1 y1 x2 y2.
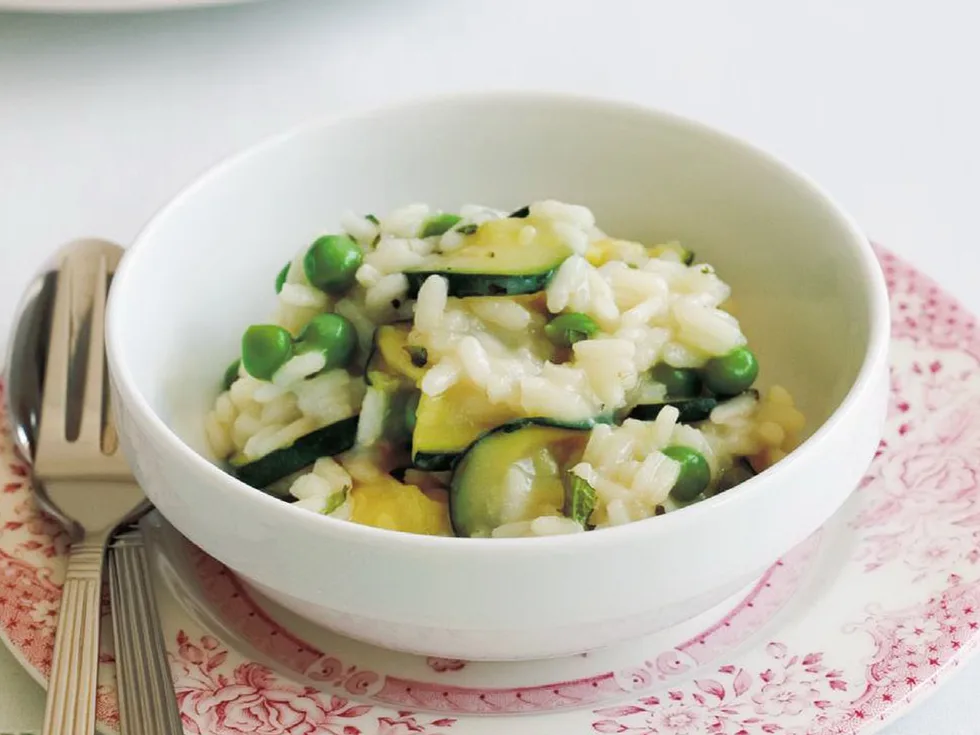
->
6 255 57 463
5 241 180 735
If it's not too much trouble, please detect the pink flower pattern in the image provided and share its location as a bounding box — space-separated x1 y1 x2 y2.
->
592 644 848 734
184 532 818 715
172 631 455 735
851 367 980 577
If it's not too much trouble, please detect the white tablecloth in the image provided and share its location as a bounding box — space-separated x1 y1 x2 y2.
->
1 1 978 732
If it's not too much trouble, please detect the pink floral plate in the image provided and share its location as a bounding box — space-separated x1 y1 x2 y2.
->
1 245 978 735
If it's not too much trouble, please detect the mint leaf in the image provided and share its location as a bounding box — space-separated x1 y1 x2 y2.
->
419 213 462 238
565 473 597 526
322 491 346 516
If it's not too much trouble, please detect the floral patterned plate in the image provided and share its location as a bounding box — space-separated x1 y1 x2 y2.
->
1 246 978 735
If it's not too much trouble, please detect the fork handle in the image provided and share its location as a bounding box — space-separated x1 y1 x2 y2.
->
109 530 183 735
41 537 106 735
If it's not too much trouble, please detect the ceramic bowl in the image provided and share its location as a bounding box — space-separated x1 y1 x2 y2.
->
105 92 890 660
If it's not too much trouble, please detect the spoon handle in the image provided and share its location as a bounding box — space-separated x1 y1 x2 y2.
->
108 529 183 735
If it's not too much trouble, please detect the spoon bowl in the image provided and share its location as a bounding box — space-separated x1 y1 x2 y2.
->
5 263 57 464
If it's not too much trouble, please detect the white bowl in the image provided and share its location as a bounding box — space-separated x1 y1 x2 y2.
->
105 92 890 660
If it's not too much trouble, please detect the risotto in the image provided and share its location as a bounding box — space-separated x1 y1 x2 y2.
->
204 200 805 538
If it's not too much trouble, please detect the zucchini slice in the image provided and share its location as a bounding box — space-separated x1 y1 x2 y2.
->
629 396 718 423
711 457 757 496
410 386 524 470
362 325 427 450
450 420 591 538
379 388 419 447
630 390 759 425
365 323 426 388
231 415 359 490
404 218 573 298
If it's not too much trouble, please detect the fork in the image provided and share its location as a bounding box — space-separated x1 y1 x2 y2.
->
34 240 147 735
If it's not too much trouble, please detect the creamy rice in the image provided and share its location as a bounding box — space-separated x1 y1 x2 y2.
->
205 200 806 538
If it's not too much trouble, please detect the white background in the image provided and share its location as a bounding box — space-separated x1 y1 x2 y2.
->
0 1 977 732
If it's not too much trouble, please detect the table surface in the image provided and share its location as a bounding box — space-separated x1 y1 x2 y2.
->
0 1 977 732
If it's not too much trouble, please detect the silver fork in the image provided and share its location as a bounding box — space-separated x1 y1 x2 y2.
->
34 240 147 735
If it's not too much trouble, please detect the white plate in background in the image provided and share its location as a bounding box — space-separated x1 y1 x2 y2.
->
0 0 261 12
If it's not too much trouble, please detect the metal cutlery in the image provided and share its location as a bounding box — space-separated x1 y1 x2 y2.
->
108 525 184 735
21 238 179 735
33 240 144 735
5 257 55 466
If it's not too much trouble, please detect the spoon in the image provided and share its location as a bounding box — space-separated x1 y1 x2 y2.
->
5 257 57 463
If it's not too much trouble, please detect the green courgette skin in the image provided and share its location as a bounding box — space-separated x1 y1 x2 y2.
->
363 333 382 386
711 457 758 496
629 397 718 423
404 270 557 299
404 214 572 298
411 451 457 472
448 418 596 537
475 416 595 436
232 415 359 490
412 415 601 472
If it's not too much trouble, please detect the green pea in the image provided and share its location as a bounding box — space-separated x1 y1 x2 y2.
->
275 262 290 294
296 313 357 371
222 359 241 390
544 312 599 347
404 392 420 434
702 346 759 397
663 445 711 502
651 363 701 398
419 213 462 238
241 325 293 381
303 235 363 294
